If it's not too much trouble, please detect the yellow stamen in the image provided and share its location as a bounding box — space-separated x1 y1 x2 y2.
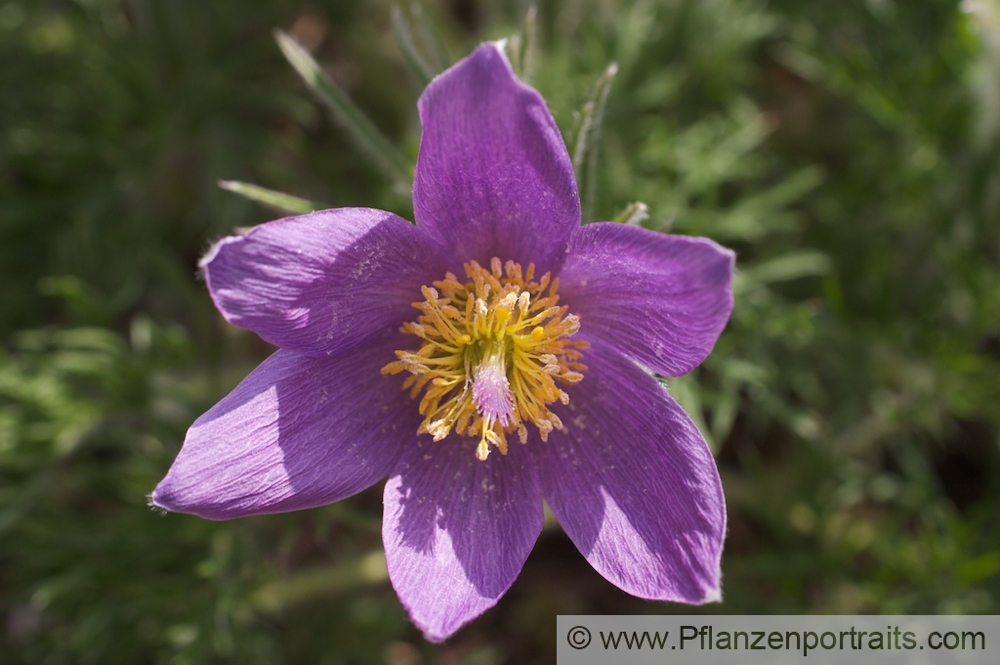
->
382 258 588 459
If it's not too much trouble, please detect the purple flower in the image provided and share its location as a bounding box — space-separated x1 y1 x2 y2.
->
152 42 734 642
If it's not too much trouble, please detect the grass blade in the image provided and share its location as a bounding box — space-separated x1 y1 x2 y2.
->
274 29 413 191
391 5 436 86
410 3 451 70
570 63 618 223
218 180 322 215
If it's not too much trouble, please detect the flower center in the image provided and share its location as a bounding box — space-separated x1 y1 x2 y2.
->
382 257 588 460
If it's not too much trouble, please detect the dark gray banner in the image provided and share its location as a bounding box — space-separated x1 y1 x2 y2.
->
557 615 996 664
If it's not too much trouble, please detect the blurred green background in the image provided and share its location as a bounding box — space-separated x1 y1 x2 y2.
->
2 0 998 663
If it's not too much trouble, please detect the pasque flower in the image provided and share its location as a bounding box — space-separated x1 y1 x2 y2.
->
152 42 734 641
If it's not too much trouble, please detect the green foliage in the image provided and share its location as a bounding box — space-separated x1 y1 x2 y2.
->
1 0 998 663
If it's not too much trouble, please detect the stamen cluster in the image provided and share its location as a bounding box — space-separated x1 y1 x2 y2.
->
382 257 587 460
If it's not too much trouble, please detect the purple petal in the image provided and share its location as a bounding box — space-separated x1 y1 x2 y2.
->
559 223 734 377
152 334 420 519
383 437 542 642
532 340 725 603
413 42 579 274
202 207 447 357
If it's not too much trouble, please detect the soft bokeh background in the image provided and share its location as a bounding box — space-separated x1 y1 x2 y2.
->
2 0 998 663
